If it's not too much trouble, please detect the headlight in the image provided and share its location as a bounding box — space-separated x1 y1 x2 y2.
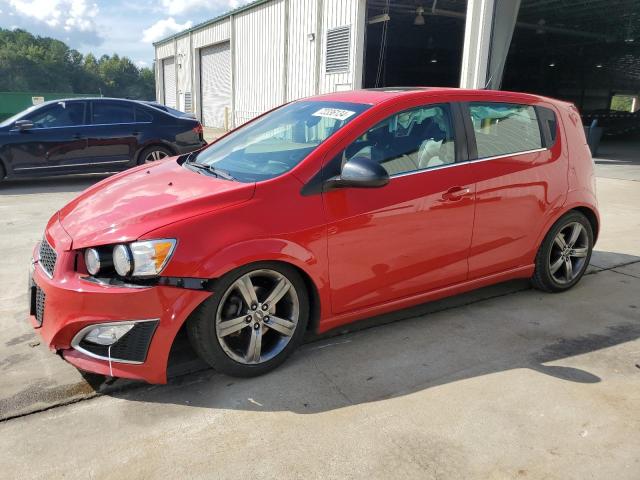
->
115 239 176 277
84 248 101 275
113 244 132 276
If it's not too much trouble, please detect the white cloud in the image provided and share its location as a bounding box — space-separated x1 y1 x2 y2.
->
142 17 193 43
158 0 250 16
7 0 98 32
136 60 148 67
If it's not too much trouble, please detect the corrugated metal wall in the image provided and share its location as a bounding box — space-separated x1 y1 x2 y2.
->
154 0 366 128
192 19 230 49
287 0 318 101
233 0 286 125
320 0 366 94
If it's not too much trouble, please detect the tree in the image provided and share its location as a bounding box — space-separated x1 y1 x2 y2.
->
0 28 155 99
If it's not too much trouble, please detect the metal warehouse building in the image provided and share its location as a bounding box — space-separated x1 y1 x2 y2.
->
154 0 640 135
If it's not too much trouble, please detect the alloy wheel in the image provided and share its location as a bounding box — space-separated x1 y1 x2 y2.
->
215 269 300 365
548 222 589 284
144 150 168 163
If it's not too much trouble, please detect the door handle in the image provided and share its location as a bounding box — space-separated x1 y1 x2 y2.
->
441 186 472 201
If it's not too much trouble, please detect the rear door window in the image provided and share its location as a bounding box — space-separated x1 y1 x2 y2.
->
467 102 542 159
92 102 135 124
26 102 86 128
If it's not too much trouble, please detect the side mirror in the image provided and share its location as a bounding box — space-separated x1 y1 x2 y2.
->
324 156 390 191
14 120 34 131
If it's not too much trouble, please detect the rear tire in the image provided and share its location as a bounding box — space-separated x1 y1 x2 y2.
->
137 145 173 165
187 262 309 377
531 211 593 293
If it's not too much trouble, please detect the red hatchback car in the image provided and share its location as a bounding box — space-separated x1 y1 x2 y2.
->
29 88 599 383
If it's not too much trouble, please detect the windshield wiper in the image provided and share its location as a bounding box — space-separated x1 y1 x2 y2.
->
185 158 237 181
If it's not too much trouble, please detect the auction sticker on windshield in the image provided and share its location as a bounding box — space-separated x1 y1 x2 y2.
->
312 108 356 121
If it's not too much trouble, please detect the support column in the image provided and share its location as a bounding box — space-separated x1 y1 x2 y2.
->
487 0 521 89
460 0 495 89
460 0 521 90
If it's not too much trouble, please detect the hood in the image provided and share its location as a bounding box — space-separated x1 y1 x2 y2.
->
59 159 255 249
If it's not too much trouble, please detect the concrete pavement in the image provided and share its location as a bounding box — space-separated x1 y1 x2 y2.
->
0 140 639 478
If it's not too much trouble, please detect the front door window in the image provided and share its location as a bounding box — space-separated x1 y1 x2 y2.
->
342 104 456 176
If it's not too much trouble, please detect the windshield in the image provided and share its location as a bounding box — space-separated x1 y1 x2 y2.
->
191 100 370 182
0 103 43 128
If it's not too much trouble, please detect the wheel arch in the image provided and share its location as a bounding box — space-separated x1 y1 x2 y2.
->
534 202 600 256
572 206 599 242
205 255 324 335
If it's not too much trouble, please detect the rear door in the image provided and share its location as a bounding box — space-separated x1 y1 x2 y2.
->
461 100 567 279
84 101 138 167
9 101 88 174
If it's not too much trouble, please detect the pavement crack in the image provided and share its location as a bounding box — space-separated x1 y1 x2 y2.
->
610 269 640 280
311 360 354 406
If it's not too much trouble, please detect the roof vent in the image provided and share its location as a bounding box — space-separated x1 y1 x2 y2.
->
326 26 351 74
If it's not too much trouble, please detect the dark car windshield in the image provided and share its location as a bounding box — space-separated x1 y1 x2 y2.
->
191 100 370 182
0 104 42 128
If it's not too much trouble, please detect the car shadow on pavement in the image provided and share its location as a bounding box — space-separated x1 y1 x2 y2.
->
104 254 640 414
0 175 110 196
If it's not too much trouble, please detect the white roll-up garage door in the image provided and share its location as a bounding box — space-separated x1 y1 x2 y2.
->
200 42 231 129
163 57 176 109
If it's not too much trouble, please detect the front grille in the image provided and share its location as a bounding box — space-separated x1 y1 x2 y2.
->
39 239 57 277
78 321 159 363
35 286 46 326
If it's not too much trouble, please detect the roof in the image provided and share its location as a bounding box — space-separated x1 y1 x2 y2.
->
153 0 271 46
306 87 570 107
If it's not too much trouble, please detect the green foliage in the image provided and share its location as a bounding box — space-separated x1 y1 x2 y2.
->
0 28 155 100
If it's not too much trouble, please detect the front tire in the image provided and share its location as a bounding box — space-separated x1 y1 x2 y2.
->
531 211 594 292
187 262 309 377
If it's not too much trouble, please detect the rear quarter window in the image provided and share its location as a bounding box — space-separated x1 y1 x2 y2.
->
536 106 558 147
135 107 154 123
468 102 543 159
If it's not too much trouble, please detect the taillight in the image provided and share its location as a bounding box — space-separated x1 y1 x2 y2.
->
193 123 203 135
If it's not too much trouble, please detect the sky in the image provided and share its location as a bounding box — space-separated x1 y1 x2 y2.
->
0 0 252 68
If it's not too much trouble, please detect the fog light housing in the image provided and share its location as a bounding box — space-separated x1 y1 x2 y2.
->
83 324 134 346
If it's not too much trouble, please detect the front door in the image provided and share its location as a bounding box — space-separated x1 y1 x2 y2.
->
324 103 476 314
9 101 88 174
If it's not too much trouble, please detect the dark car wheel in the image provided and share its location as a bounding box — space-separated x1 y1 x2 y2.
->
138 145 173 165
531 211 594 293
187 262 309 377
